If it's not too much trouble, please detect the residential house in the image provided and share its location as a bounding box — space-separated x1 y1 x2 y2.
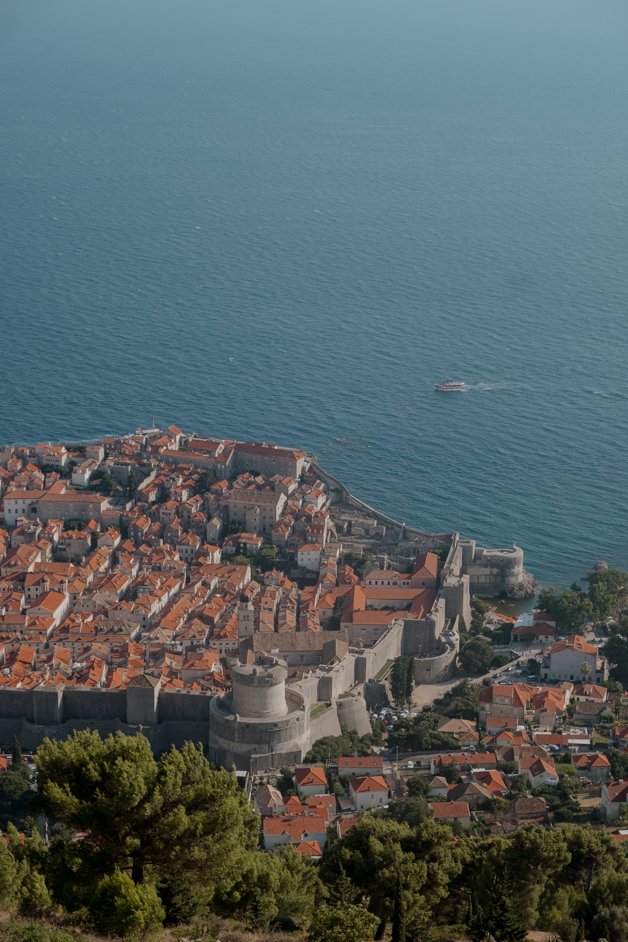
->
472 769 509 797
253 785 286 817
294 840 322 860
506 796 549 827
572 683 608 705
447 781 493 809
572 753 611 782
600 780 628 823
519 755 559 789
540 636 608 684
294 766 328 799
430 801 471 830
297 544 322 572
348 775 390 812
479 683 536 727
262 814 327 851
512 611 557 643
337 755 384 778
428 776 450 799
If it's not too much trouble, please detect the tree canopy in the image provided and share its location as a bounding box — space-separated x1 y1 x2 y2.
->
460 637 493 675
391 656 415 707
1 731 627 941
603 619 628 688
35 731 259 915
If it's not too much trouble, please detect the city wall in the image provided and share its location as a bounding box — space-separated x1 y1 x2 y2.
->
309 461 452 550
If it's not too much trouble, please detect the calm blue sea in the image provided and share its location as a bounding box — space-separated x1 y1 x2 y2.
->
1 0 628 588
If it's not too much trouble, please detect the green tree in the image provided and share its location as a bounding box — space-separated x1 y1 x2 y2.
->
97 473 117 496
11 737 23 767
460 638 493 675
406 776 430 799
88 870 164 938
19 869 53 917
603 621 628 688
391 657 414 707
505 826 571 927
587 566 628 620
436 681 482 720
392 873 407 942
0 837 19 909
215 846 319 931
538 584 594 631
276 768 295 797
387 711 459 754
607 748 628 780
273 846 321 929
35 732 258 907
321 816 456 939
308 901 379 942
561 825 625 896
469 885 527 942
0 763 32 826
195 470 216 494
384 797 429 829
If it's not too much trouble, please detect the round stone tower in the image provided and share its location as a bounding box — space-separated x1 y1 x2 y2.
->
336 694 372 738
231 656 288 719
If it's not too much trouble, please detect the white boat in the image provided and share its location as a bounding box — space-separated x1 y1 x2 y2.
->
435 380 466 392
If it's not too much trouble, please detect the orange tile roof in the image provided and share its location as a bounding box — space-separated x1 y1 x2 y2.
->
295 766 327 788
431 801 470 819
349 774 388 793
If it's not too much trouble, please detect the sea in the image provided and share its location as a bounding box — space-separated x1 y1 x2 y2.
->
1 0 628 589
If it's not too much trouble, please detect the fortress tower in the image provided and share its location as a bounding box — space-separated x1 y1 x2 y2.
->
208 655 311 772
231 658 288 719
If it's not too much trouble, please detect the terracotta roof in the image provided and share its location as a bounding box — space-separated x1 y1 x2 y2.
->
549 635 597 656
606 780 628 803
337 755 384 772
348 774 388 794
431 801 470 819
573 753 611 770
294 840 322 857
295 766 327 788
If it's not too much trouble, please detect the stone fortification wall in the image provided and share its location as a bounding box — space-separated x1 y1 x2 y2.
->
459 540 528 596
401 598 446 657
63 689 126 722
336 694 372 737
314 461 531 598
440 572 471 632
309 704 343 742
412 621 459 683
0 683 214 751
316 654 358 702
353 620 403 684
0 716 209 754
207 687 310 771
0 688 63 726
158 691 212 723
310 462 452 549
288 674 319 710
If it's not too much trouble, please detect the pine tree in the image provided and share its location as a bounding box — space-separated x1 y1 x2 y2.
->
469 887 526 942
11 735 22 767
405 656 415 706
391 874 406 942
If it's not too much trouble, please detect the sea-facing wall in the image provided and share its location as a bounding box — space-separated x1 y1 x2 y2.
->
309 461 452 549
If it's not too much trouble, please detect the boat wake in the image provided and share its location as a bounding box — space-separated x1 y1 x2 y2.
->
464 380 524 392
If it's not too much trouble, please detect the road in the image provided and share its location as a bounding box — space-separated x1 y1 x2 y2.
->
408 643 546 710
